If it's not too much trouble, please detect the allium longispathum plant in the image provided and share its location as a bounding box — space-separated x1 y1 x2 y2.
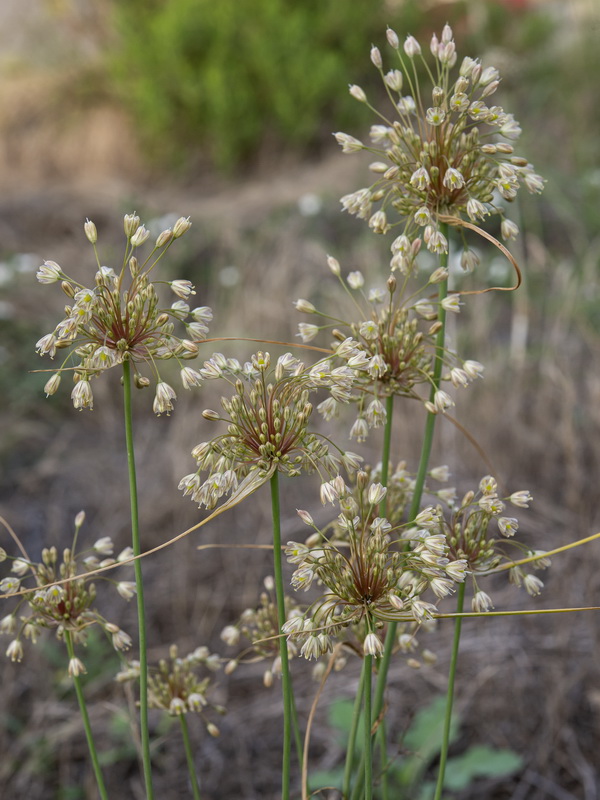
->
0 511 136 799
290 22 546 799
180 349 363 799
34 212 211 800
14 19 582 800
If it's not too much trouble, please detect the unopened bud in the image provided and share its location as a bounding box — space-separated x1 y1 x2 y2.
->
130 225 150 248
84 219 97 244
370 46 382 69
173 216 192 238
156 229 173 247
386 27 399 49
349 84 367 103
61 281 75 298
326 255 341 276
124 213 140 237
202 409 220 421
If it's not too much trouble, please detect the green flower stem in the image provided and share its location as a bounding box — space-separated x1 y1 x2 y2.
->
179 714 202 800
433 580 466 800
378 393 394 799
380 394 394 515
122 358 154 800
269 470 292 800
64 630 109 800
364 655 373 800
290 688 304 786
342 663 366 798
372 227 449 731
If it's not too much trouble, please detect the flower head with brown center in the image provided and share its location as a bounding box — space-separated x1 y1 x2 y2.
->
336 24 544 269
284 471 467 659
179 351 361 509
433 475 549 610
117 644 223 734
296 258 484 439
36 213 210 413
0 511 134 666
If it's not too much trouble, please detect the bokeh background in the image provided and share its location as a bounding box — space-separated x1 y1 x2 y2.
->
1 0 600 798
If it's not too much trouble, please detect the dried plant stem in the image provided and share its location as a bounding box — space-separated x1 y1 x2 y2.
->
122 358 154 800
179 714 202 800
64 630 109 800
372 226 449 728
433 580 466 800
342 665 365 797
270 470 292 800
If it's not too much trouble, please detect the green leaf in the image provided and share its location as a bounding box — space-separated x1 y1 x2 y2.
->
443 745 524 791
398 696 461 787
309 769 344 791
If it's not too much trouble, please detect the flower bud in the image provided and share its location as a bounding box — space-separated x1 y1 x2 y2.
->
84 219 97 244
386 27 399 49
349 84 367 103
173 216 192 238
370 46 382 69
130 225 150 248
403 35 421 58
156 228 173 247
124 213 140 237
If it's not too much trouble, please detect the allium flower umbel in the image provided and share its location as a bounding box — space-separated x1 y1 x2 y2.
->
284 472 467 660
179 351 361 509
296 263 483 438
336 24 544 263
219 576 303 688
117 644 224 734
0 511 134 666
36 213 211 414
434 475 549 610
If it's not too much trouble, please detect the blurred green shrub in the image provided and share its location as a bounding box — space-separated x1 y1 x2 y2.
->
108 0 422 170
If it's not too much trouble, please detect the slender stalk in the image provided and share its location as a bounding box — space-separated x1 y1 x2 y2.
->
342 663 365 798
380 394 395 511
64 630 109 800
433 581 466 800
122 358 154 800
372 225 450 728
269 470 292 800
290 688 304 785
377 393 394 800
179 714 202 800
364 655 373 800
